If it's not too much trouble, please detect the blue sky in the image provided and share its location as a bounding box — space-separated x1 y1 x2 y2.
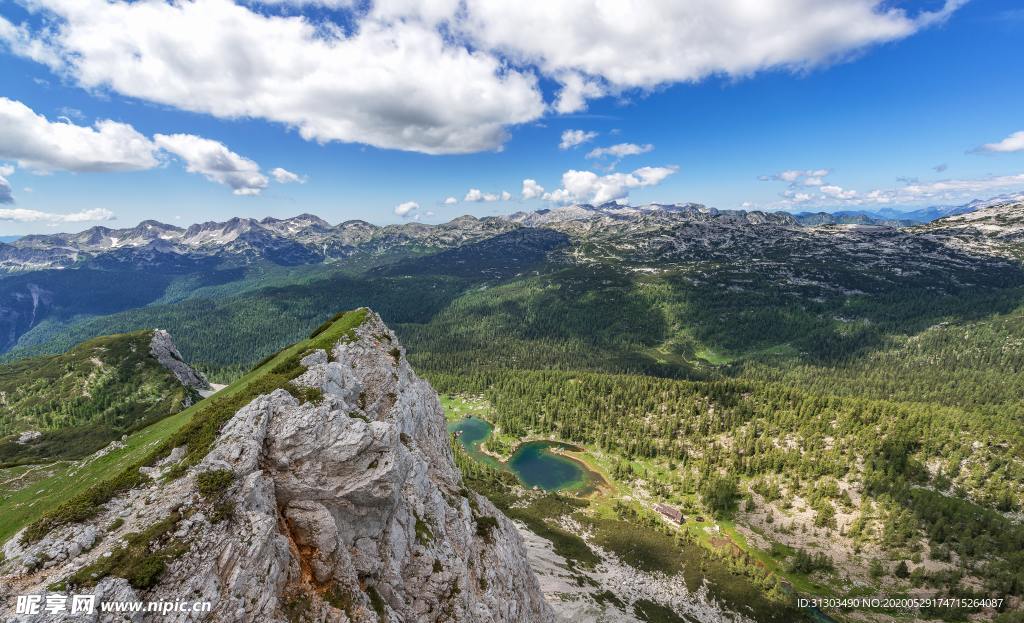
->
0 0 1022 234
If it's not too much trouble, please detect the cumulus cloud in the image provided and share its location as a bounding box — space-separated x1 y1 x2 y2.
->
521 178 544 200
442 196 458 205
459 0 963 111
1 1 962 152
559 129 598 150
976 130 1024 153
0 164 14 177
154 134 268 195
553 73 605 114
543 165 677 205
0 207 115 223
0 97 159 172
586 143 653 160
0 99 269 195
0 175 12 204
394 200 420 218
270 167 306 184
464 188 509 202
0 0 544 155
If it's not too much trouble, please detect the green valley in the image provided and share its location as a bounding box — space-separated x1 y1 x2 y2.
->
2 203 1024 621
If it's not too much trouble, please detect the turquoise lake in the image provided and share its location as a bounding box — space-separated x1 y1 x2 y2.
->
447 416 603 494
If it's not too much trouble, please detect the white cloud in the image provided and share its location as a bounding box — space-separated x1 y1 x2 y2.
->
819 184 858 200
894 173 1024 200
154 133 268 195
586 143 653 159
459 0 964 111
394 200 420 218
464 188 509 202
543 165 677 205
765 171 1024 209
0 207 114 223
0 99 272 195
1 0 544 155
781 189 813 203
270 167 306 184
443 196 458 205
559 129 598 150
0 164 14 177
521 178 544 200
0 175 12 204
761 169 831 186
553 73 605 114
0 15 62 67
0 97 159 172
253 0 356 6
2 1 962 152
977 130 1024 154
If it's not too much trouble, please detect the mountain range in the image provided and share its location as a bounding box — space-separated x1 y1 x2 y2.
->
1 196 1024 621
3 195 1020 274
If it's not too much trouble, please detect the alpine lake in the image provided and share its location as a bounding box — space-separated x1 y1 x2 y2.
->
447 416 605 494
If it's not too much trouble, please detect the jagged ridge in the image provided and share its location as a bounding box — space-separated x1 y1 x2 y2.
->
1 309 551 623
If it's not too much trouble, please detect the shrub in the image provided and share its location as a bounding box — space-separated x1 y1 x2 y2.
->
67 513 186 590
414 514 434 545
474 515 499 543
210 501 236 523
196 469 235 500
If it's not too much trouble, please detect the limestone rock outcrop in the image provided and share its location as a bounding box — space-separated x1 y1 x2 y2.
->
149 329 210 391
2 310 551 623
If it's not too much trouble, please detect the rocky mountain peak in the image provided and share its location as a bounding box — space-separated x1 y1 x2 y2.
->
149 329 211 391
2 310 551 623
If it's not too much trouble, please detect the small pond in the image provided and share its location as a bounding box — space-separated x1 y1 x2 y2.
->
447 416 604 494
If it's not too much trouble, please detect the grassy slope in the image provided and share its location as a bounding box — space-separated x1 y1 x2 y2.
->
0 331 192 465
0 308 368 546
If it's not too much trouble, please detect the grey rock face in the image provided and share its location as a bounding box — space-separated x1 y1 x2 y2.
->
149 329 210 391
2 310 551 623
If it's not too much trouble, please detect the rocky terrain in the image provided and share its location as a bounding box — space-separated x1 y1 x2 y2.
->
0 311 551 622
0 197 1012 274
916 198 1024 259
149 330 211 394
5 198 1024 363
0 214 519 272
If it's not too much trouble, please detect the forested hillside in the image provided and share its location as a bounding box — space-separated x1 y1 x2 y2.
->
2 203 1023 620
0 331 201 466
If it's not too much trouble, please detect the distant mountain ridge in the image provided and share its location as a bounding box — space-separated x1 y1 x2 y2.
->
4 197 1001 273
0 212 519 272
791 194 1023 227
